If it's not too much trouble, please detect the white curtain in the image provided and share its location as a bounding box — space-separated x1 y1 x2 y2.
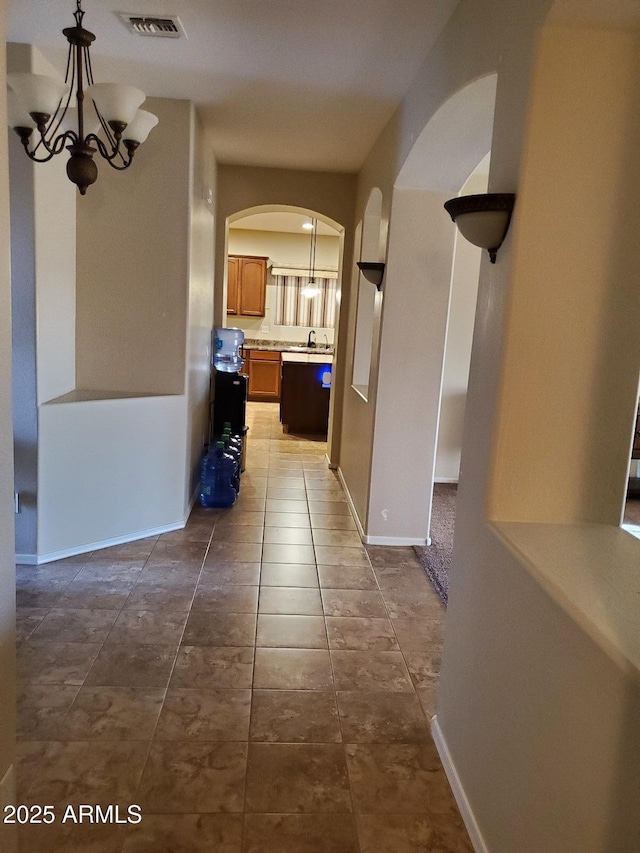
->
274 275 337 328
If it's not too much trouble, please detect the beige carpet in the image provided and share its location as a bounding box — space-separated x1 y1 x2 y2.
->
413 484 457 606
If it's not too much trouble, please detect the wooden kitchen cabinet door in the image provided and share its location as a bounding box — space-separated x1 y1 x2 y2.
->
248 350 281 401
239 257 267 316
227 255 267 317
227 256 240 315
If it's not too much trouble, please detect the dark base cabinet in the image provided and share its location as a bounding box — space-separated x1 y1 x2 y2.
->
280 361 331 435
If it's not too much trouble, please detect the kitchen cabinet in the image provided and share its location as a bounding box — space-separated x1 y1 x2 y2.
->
227 255 268 317
246 349 281 401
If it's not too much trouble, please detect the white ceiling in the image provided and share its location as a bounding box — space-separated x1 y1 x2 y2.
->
231 212 339 236
7 0 459 172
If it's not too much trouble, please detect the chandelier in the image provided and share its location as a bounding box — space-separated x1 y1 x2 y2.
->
7 0 158 195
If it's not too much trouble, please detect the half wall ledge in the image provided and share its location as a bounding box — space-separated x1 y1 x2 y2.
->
491 521 640 676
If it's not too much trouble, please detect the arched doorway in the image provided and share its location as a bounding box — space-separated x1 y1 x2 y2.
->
223 205 346 460
365 74 498 552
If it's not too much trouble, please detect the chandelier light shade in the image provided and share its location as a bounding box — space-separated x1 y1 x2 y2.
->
122 110 160 145
7 73 70 117
85 83 145 127
6 0 158 195
443 193 516 263
7 90 36 132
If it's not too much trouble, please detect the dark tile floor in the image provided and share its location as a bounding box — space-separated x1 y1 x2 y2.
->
14 402 473 852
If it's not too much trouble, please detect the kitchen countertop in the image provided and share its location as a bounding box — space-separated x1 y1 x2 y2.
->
281 352 334 364
243 340 333 355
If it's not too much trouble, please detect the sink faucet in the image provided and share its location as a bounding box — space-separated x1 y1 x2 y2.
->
323 334 329 349
307 330 316 348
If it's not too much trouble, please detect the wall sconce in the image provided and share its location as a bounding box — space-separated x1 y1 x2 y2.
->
443 193 515 263
356 261 385 290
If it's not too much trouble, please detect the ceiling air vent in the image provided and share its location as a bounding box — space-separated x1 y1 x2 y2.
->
119 14 186 38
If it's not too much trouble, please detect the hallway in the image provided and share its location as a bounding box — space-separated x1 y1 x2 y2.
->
14 402 471 852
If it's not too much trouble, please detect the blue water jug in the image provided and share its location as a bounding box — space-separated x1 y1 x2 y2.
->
222 431 241 494
200 441 237 508
213 327 244 373
223 421 244 473
223 427 242 460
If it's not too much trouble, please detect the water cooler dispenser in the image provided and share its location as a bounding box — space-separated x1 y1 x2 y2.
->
211 327 248 460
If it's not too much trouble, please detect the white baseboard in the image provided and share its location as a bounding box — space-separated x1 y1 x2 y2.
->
335 467 366 541
622 523 640 542
364 534 430 546
325 453 338 470
434 477 459 484
431 716 488 853
336 467 431 546
16 518 188 566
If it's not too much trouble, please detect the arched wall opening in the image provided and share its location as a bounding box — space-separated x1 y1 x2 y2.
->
225 204 344 341
435 152 490 483
365 74 497 544
351 188 384 400
223 203 346 459
214 166 357 466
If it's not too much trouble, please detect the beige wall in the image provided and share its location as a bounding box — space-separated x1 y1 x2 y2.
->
38 395 187 557
336 26 503 543
441 522 640 852
17 97 215 560
0 2 17 849
336 191 383 524
228 228 340 271
434 11 640 853
489 23 640 525
8 56 37 559
6 44 77 406
76 98 191 396
365 188 454 543
185 110 216 503
435 167 487 482
8 43 76 559
340 77 495 542
216 166 356 328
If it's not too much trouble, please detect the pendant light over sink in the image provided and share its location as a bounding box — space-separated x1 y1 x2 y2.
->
301 217 321 299
7 0 158 195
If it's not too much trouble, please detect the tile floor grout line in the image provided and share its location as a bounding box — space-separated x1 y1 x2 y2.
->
240 480 268 846
131 517 219 796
